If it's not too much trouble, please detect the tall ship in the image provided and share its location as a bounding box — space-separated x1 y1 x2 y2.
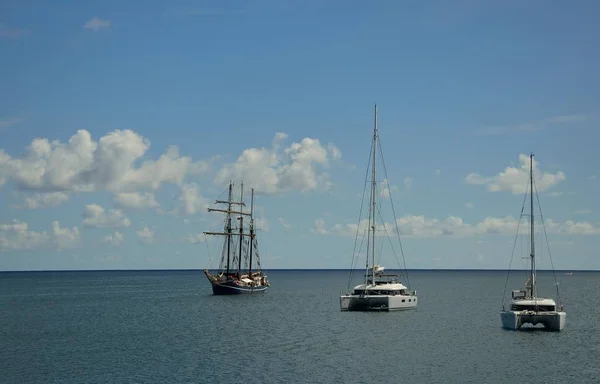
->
500 153 566 331
340 105 418 311
203 181 270 294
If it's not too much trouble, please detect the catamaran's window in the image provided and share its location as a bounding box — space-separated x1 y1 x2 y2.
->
511 305 555 311
402 299 405 302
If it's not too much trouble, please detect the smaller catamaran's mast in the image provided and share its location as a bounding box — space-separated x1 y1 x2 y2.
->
529 153 536 299
370 104 378 286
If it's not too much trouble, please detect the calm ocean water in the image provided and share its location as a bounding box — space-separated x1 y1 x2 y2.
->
1 269 599 384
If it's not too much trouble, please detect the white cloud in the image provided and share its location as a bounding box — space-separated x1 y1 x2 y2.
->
18 192 70 209
546 219 600 235
136 226 155 244
179 183 209 215
327 143 342 160
0 129 209 195
215 132 341 194
84 17 111 31
124 146 211 190
465 154 565 194
589 175 597 180
0 220 79 251
435 169 441 175
310 218 330 235
182 233 206 243
404 177 413 191
322 214 600 238
0 220 48 250
255 217 269 232
379 179 399 198
51 221 80 250
278 217 291 231
114 192 159 209
0 150 12 187
465 202 474 209
82 204 131 228
546 192 564 197
103 231 124 245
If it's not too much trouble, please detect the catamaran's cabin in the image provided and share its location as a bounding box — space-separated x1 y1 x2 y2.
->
352 287 412 296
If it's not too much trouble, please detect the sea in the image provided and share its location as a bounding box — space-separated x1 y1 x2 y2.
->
1 269 598 384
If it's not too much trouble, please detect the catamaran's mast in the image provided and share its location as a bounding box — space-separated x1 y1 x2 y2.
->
371 104 378 285
248 188 254 276
238 182 244 275
226 181 233 274
529 153 536 298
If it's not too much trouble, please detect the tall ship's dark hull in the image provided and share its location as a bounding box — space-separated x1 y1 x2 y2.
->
204 270 269 295
211 281 269 295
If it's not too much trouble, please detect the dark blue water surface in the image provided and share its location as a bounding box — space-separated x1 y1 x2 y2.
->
1 270 598 384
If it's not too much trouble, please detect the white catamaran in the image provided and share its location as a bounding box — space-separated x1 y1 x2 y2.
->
500 154 566 331
203 181 270 295
340 105 417 312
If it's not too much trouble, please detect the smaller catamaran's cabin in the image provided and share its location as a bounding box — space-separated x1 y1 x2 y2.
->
510 290 559 312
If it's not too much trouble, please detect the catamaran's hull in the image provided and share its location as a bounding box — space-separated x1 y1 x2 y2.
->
210 281 268 295
340 294 418 311
500 310 566 331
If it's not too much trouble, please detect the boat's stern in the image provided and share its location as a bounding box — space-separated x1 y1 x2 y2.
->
500 310 519 330
340 294 351 311
501 310 567 331
556 311 567 331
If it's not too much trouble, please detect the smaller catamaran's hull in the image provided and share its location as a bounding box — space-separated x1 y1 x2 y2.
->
340 294 418 311
500 310 566 331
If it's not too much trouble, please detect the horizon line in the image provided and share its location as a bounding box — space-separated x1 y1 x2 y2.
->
0 268 594 273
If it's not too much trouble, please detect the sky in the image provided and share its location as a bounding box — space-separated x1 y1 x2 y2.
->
1 0 599 271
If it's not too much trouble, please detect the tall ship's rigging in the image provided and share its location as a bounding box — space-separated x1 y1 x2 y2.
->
203 181 270 295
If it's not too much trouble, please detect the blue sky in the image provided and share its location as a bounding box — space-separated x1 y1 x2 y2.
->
1 0 599 271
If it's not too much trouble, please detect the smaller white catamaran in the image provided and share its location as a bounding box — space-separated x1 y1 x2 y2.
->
340 105 417 312
500 153 566 331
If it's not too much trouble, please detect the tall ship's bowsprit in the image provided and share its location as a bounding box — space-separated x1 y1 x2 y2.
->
203 181 270 295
